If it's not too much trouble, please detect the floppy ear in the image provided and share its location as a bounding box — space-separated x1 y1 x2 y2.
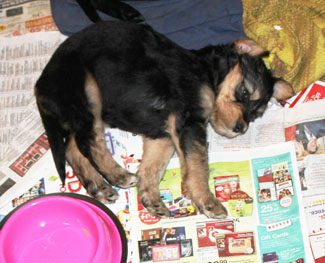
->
273 79 295 101
234 39 268 57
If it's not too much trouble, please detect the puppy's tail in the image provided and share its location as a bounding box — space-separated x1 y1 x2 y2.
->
36 103 67 187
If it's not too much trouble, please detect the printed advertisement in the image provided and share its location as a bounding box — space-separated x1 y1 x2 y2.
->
128 143 312 262
252 153 306 262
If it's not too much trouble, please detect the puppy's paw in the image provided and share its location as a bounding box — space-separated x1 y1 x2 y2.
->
87 181 119 203
115 171 138 189
196 195 228 219
140 191 170 218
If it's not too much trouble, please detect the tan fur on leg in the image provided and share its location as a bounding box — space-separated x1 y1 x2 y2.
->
166 114 188 195
65 136 119 202
184 142 227 218
137 137 175 216
166 114 227 218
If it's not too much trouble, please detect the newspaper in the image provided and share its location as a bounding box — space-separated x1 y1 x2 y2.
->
0 28 325 262
128 142 313 262
0 138 316 262
0 0 57 36
285 81 325 109
207 102 286 152
283 83 325 263
0 31 66 161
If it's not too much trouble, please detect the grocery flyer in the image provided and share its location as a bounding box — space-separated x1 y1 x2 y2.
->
129 142 312 262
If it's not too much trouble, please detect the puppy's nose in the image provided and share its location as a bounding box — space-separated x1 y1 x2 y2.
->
233 122 245 133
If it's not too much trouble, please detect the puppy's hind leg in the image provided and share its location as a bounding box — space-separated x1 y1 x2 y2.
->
66 136 119 203
76 73 138 189
137 137 175 217
75 121 138 189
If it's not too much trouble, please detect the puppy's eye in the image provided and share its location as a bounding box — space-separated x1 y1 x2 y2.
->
240 85 250 101
242 87 249 98
235 83 250 102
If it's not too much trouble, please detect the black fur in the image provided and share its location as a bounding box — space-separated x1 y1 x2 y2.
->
35 21 289 218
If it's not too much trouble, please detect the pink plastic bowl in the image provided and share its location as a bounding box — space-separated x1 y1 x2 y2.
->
0 194 127 263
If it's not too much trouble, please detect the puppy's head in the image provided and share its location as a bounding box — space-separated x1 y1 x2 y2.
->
210 39 294 138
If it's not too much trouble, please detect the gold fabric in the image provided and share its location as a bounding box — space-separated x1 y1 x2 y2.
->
242 0 325 92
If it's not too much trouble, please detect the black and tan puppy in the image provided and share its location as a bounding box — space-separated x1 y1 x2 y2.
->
35 21 293 218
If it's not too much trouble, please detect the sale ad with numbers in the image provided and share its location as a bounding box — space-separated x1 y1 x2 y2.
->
127 142 313 262
251 151 309 262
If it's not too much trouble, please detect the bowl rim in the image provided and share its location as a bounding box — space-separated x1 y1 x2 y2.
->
0 192 128 263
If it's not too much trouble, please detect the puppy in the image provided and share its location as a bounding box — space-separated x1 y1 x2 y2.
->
35 21 293 218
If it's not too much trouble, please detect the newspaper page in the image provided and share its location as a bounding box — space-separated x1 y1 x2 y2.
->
0 31 66 160
0 23 323 262
128 142 312 263
207 102 285 152
283 97 325 263
285 81 325 109
0 136 313 263
0 0 57 36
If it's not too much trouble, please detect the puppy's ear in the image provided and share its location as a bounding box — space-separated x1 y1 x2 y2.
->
273 79 295 101
234 39 269 57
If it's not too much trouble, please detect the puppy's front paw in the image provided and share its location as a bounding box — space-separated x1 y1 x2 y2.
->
140 191 170 218
87 181 119 204
196 195 228 219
